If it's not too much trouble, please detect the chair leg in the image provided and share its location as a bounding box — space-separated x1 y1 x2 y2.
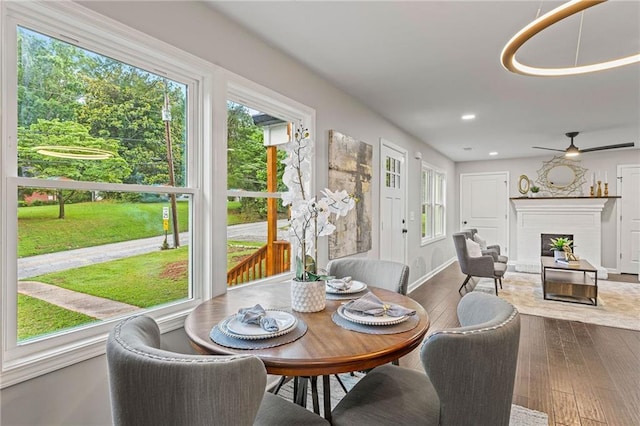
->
494 279 499 296
458 275 472 293
499 278 503 289
271 375 288 394
334 374 349 394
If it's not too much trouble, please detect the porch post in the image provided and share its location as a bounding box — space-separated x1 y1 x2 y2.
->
266 145 277 275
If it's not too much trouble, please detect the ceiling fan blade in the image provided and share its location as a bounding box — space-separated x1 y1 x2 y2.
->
532 146 565 152
580 142 635 153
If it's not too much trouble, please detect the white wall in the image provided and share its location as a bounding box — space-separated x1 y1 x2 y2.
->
1 2 456 424
456 149 640 269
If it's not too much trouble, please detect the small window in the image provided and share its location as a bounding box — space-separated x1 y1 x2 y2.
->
421 163 446 244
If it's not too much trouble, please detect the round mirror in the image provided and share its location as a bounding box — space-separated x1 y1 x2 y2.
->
518 175 530 194
547 165 576 188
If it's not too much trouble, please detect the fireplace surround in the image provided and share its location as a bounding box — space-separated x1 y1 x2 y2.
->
511 198 608 278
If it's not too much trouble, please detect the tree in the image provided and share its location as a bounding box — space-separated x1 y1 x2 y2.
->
226 103 288 218
17 27 87 127
18 119 131 218
77 59 186 188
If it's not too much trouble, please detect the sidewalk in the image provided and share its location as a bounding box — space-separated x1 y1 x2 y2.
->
17 219 288 317
19 281 141 319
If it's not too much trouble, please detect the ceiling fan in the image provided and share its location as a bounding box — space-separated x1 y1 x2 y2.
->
533 132 635 157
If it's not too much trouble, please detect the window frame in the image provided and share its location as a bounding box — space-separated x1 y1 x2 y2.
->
421 162 446 245
0 0 215 387
223 74 316 287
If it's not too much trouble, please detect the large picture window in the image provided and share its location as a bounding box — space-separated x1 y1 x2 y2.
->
1 1 211 386
421 163 446 244
1 0 314 388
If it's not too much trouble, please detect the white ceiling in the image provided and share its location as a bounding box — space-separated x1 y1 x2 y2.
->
207 1 640 162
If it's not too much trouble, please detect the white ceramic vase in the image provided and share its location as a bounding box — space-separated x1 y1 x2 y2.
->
553 250 565 261
290 279 326 313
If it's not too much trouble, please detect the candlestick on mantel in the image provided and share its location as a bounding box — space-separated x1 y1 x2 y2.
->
604 183 609 196
597 180 602 197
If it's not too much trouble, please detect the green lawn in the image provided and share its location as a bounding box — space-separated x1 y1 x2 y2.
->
18 201 190 257
18 294 97 341
29 247 189 307
18 200 257 257
17 200 276 339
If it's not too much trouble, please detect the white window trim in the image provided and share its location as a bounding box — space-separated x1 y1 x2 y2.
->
0 0 216 388
421 162 447 246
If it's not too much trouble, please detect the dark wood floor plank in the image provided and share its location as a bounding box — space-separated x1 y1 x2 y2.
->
580 419 607 426
551 390 580 426
513 315 531 402
544 318 574 394
407 262 640 426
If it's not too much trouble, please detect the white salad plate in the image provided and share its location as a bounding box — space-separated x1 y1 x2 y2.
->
337 305 409 326
220 310 297 340
325 280 368 294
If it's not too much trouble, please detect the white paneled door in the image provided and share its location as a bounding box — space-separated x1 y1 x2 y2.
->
380 140 407 265
460 172 509 255
618 165 640 275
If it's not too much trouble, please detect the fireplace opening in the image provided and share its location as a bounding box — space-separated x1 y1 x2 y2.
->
540 233 574 256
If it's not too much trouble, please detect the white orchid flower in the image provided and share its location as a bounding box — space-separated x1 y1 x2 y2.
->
281 128 356 279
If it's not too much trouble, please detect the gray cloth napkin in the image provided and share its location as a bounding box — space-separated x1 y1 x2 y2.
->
344 292 416 317
236 304 279 332
327 276 353 291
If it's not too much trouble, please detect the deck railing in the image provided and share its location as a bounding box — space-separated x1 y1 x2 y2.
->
227 240 291 286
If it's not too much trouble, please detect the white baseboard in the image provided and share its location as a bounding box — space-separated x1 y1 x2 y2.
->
408 257 457 293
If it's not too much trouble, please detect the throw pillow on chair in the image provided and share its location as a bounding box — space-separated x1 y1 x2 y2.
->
466 238 483 257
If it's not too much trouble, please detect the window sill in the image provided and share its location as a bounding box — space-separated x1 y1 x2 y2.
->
421 235 447 247
1 305 193 389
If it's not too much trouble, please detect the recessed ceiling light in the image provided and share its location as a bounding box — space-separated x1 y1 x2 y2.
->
461 114 476 120
463 147 472 151
489 151 498 156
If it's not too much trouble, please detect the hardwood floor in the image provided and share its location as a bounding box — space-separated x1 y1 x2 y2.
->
403 263 640 426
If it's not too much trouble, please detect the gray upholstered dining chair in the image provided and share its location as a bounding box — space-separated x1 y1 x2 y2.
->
453 232 506 295
326 258 410 371
464 228 508 263
106 315 329 426
326 258 410 295
331 292 521 426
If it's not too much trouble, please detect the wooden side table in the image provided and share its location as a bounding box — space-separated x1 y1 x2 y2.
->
540 256 598 305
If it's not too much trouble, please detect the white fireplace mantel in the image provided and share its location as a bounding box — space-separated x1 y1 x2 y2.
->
511 197 609 278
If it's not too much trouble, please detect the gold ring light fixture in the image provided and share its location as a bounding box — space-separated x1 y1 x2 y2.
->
501 0 640 76
34 146 114 160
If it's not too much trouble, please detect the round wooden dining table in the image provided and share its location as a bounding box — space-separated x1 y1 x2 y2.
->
184 281 430 421
185 281 430 375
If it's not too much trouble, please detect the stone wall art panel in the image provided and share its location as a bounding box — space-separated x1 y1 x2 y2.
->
328 130 372 259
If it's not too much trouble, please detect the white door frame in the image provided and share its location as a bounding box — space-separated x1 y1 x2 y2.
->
459 171 510 255
379 139 408 265
616 164 640 275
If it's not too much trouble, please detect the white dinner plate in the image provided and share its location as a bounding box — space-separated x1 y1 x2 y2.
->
325 280 368 294
221 310 297 340
337 305 409 326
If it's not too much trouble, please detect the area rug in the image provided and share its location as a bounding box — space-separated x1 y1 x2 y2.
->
473 271 640 331
276 373 548 425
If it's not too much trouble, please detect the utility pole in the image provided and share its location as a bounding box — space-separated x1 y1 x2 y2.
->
162 82 179 248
